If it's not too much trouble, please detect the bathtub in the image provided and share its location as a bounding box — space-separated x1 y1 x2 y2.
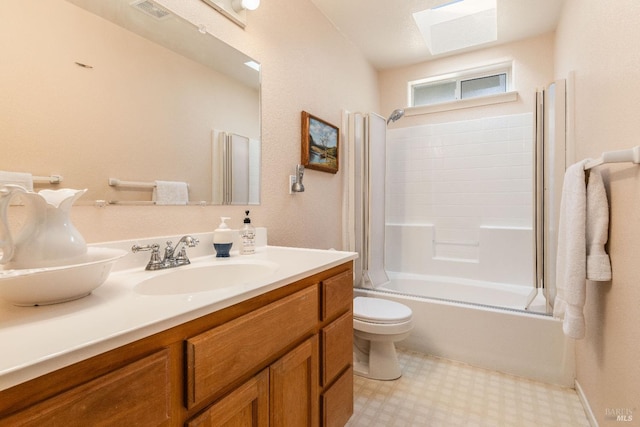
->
382 272 540 311
354 276 575 387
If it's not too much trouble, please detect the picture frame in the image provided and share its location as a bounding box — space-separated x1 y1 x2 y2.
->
301 111 339 174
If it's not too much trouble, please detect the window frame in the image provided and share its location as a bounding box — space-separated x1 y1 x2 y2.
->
408 62 512 108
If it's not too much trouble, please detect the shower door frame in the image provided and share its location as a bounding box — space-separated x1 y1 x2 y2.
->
343 111 389 289
534 79 567 313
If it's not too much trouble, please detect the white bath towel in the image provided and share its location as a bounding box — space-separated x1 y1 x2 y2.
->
586 169 612 281
153 180 189 205
553 160 589 339
0 170 33 191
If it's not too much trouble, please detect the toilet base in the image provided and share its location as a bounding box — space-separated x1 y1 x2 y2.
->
353 335 403 380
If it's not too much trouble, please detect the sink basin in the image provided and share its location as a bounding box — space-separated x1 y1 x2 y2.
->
134 260 279 295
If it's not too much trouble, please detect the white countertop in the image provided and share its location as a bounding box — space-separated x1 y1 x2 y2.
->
0 233 357 391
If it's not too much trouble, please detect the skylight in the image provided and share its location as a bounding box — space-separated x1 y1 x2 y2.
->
413 0 497 55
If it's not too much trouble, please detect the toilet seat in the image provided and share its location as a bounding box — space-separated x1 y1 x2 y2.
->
353 317 413 336
353 296 412 324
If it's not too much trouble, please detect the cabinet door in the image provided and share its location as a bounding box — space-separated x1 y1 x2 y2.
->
2 350 171 426
270 335 319 427
187 369 269 427
321 310 353 386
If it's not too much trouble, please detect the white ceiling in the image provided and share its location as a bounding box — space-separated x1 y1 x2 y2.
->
310 0 566 70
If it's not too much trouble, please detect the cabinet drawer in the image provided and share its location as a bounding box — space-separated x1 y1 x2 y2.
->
321 366 353 427
321 310 353 386
322 270 353 321
3 350 171 426
186 285 319 408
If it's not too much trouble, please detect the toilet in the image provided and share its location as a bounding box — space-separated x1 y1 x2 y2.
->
352 296 413 380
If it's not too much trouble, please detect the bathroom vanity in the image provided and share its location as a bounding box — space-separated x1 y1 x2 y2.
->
0 240 356 426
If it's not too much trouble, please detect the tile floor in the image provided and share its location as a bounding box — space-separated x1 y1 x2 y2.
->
346 348 590 427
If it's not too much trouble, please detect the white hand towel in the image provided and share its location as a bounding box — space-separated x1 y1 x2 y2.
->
553 160 589 339
153 181 189 205
586 169 612 281
0 171 33 191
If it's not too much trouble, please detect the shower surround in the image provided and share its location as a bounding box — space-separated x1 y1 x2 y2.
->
386 113 536 304
346 110 572 385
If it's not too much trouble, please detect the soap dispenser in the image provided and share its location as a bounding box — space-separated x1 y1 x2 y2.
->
240 210 255 255
213 217 233 258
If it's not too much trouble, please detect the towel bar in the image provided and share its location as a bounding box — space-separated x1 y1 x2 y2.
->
33 175 63 184
107 200 206 206
108 178 156 189
108 178 191 190
108 200 155 205
584 146 640 170
433 239 479 247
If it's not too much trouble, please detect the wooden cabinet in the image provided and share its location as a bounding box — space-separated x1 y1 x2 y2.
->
1 350 171 427
189 336 320 427
0 262 354 426
319 270 354 427
186 286 318 408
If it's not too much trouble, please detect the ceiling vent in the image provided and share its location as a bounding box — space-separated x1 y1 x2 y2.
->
130 0 172 20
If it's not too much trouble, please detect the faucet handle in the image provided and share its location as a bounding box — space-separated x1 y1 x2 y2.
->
131 243 160 253
131 243 163 270
164 240 174 254
182 236 199 247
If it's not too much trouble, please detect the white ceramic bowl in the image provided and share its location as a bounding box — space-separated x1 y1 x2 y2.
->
0 247 127 306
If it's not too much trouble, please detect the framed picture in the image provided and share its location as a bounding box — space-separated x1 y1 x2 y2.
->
301 111 339 174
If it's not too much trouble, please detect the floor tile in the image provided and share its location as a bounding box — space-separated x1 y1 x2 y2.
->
346 348 590 427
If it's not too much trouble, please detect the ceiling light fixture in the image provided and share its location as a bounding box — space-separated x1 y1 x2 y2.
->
232 0 260 12
201 0 260 28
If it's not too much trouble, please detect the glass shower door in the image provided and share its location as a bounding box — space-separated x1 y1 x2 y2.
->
534 79 567 314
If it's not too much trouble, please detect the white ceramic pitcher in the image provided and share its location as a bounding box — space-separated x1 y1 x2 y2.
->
0 185 87 269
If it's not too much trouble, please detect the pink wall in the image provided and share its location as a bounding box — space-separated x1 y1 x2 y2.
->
555 0 640 424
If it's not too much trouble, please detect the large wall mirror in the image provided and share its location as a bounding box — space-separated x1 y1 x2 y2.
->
1 0 260 205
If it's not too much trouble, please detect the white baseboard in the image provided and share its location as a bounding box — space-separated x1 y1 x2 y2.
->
575 379 599 427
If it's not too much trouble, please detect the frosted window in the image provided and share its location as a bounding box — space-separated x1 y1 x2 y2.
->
413 81 456 106
409 63 511 108
461 73 506 98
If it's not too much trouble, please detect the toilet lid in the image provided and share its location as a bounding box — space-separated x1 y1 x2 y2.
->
353 297 412 324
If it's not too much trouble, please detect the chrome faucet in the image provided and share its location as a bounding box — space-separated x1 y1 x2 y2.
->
132 235 199 270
